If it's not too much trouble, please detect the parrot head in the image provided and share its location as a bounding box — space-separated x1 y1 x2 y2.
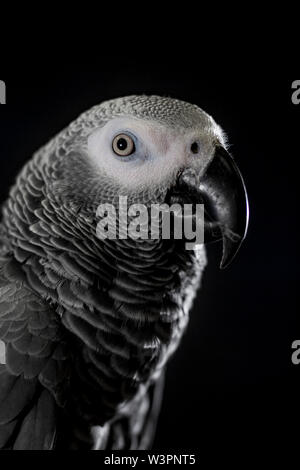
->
47 95 249 268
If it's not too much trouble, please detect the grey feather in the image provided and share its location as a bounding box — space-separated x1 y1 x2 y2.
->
0 95 215 449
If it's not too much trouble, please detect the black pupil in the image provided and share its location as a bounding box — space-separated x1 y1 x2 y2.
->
117 138 128 151
191 142 199 154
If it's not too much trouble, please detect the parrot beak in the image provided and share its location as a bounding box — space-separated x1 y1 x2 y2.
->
199 146 249 268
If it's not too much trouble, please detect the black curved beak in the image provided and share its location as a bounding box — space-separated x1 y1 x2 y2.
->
200 146 249 268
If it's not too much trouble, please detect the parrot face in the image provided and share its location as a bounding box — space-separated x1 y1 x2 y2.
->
0 95 249 450
49 95 248 267
87 115 221 190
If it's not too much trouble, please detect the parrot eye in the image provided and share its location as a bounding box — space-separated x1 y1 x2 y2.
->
112 133 135 156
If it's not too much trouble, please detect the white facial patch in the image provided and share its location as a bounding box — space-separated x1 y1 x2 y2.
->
87 117 217 191
0 340 6 365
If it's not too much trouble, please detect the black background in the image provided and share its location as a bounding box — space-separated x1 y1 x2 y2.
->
0 65 299 452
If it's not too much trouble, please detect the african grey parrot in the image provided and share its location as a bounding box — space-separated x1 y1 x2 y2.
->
0 95 248 449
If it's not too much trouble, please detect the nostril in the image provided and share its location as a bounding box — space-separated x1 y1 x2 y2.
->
191 142 199 154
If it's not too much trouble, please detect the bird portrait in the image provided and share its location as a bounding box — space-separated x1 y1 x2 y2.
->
0 95 248 449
